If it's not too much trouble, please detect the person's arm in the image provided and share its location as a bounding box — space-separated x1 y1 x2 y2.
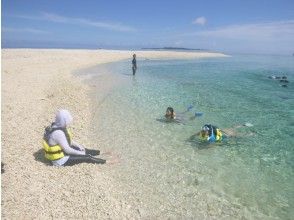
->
52 130 85 155
71 141 85 151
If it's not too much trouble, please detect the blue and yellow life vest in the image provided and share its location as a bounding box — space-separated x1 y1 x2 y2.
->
199 124 222 142
42 125 72 161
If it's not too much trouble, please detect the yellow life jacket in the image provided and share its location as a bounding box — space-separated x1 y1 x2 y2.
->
42 126 72 161
199 125 222 142
199 132 209 141
215 128 223 141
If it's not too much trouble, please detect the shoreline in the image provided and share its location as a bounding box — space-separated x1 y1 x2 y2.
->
2 49 228 219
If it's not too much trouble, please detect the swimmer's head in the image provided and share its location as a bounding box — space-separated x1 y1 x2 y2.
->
133 54 136 58
165 107 175 119
200 125 210 137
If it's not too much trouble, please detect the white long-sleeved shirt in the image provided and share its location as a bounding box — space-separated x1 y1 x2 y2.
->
48 129 85 166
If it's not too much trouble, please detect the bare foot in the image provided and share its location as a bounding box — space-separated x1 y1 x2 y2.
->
106 154 121 165
101 151 112 156
106 157 121 165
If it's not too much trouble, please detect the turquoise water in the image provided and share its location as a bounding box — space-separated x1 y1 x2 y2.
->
87 55 294 219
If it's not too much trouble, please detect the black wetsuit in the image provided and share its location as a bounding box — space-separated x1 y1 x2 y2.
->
132 58 137 75
63 146 105 166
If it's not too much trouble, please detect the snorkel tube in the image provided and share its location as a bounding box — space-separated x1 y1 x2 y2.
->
202 124 216 142
208 131 216 142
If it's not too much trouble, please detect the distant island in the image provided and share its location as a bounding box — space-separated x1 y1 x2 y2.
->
141 47 208 51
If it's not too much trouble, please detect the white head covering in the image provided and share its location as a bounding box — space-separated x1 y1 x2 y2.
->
54 109 73 128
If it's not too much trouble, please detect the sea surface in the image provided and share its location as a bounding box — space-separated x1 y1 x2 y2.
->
81 54 294 219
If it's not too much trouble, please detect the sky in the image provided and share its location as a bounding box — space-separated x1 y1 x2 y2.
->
2 0 294 54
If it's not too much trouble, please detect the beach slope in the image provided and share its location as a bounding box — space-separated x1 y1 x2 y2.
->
1 49 227 219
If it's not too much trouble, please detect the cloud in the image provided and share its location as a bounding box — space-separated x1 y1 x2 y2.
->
181 20 294 53
2 27 50 34
193 17 207 26
174 40 183 46
186 20 294 41
10 12 136 32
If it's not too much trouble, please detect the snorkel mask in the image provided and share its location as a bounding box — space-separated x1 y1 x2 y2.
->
201 125 216 142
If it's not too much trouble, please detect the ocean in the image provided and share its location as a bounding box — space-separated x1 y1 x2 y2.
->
81 54 294 219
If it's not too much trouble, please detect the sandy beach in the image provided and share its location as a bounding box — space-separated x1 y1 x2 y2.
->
1 49 227 219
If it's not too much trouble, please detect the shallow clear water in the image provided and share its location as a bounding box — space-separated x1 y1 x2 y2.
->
86 55 294 218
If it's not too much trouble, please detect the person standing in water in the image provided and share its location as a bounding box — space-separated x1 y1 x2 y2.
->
42 109 106 166
132 54 137 75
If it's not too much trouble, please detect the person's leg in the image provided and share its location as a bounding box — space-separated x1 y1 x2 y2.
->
132 67 136 75
85 148 100 156
64 155 106 166
70 146 100 156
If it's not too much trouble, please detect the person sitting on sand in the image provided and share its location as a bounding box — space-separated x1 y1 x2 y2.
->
42 109 106 166
165 107 176 120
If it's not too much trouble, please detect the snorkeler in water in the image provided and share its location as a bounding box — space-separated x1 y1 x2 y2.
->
161 105 203 124
190 123 255 143
196 124 224 142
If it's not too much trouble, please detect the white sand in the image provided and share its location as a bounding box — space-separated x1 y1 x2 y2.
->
1 49 228 219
